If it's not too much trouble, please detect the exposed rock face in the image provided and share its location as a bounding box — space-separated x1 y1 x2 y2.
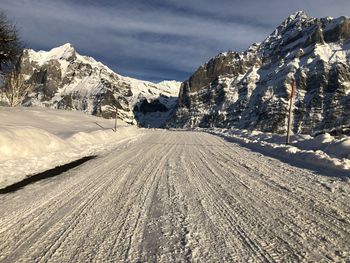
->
2 43 180 127
173 12 350 135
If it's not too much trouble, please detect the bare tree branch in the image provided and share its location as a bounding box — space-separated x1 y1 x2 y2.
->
0 11 22 71
0 10 25 106
3 64 34 107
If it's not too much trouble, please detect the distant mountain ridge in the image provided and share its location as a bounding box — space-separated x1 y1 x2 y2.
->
172 11 350 135
5 43 181 127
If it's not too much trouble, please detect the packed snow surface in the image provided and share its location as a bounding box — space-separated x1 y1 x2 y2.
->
0 107 145 188
0 131 349 262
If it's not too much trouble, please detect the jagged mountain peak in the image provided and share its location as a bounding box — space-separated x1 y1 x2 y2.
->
25 42 77 66
286 11 311 22
48 43 76 61
277 11 313 30
51 42 75 52
6 44 182 127
173 12 350 136
263 11 314 44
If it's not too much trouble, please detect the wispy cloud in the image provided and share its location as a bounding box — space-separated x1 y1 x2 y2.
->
1 0 350 82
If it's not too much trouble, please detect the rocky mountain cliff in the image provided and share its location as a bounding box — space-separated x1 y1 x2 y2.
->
3 43 180 127
172 11 350 135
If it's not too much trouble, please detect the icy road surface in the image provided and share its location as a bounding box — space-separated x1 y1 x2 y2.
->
1 131 350 262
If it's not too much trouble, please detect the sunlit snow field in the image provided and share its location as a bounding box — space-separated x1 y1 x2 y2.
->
0 107 145 188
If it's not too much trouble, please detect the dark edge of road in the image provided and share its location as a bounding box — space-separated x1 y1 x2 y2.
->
0 156 97 194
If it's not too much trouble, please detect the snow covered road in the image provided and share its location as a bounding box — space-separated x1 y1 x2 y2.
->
1 131 350 262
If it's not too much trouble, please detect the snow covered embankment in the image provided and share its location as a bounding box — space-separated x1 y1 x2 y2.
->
207 128 350 172
0 107 145 189
0 126 144 189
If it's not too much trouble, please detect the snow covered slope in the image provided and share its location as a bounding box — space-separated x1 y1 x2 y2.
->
0 107 146 188
173 11 350 136
6 43 181 127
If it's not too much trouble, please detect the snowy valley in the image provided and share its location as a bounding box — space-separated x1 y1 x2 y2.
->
0 8 350 263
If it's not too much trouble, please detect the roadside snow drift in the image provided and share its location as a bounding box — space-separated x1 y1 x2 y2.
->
207 128 350 172
0 126 67 160
0 107 145 189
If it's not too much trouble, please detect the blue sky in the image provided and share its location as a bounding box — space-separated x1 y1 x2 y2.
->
2 0 350 82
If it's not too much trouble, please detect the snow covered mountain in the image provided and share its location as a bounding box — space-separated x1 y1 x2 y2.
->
172 11 350 136
13 43 181 127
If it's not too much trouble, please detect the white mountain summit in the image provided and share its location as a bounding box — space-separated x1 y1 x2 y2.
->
16 43 181 127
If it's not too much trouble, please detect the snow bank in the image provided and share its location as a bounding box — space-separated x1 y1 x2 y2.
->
68 128 140 147
0 107 146 189
0 126 68 160
206 128 350 173
0 106 129 138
